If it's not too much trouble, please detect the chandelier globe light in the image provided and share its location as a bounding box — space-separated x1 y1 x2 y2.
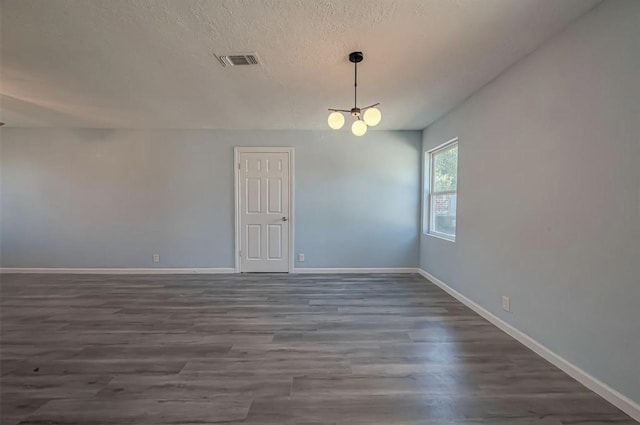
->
352 119 367 136
363 107 382 126
327 111 345 129
327 51 381 136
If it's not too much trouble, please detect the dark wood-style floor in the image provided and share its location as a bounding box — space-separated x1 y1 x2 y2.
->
0 273 635 424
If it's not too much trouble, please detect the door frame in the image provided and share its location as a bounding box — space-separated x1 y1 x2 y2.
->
233 147 295 273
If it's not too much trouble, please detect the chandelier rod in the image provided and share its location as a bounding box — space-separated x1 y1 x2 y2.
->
354 59 358 109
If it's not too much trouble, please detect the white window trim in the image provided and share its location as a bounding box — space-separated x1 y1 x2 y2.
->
424 137 458 242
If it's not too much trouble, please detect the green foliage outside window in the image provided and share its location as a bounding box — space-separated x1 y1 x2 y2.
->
433 146 458 192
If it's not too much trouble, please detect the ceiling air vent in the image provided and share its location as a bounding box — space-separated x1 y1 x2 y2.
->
217 53 260 67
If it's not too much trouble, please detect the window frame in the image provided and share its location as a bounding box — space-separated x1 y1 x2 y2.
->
424 137 458 242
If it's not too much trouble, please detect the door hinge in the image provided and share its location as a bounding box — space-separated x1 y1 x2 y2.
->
239 250 242 257
238 163 241 169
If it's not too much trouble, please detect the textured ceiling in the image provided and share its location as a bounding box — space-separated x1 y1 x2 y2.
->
0 0 600 129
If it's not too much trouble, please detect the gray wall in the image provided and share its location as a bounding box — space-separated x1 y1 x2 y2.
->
0 129 421 269
421 0 639 404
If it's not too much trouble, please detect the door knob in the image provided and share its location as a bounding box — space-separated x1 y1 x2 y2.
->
282 217 288 222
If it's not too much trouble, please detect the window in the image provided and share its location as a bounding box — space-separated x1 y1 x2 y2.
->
424 138 458 240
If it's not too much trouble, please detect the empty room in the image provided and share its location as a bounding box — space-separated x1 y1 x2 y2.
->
0 0 638 423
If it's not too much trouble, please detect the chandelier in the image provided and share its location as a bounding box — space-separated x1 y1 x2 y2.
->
327 51 381 136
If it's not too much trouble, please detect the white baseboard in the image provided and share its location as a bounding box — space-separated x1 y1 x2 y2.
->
417 268 640 422
1 267 420 275
0 267 237 275
293 267 418 274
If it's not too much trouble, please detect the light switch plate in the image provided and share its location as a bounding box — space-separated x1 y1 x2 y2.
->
502 296 510 312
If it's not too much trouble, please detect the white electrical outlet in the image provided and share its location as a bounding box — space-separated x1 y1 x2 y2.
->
152 254 160 263
298 253 305 262
502 296 510 312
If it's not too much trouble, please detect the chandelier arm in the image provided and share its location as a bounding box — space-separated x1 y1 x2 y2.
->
328 108 351 112
361 102 380 110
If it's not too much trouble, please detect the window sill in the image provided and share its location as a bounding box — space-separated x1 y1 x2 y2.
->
425 232 456 243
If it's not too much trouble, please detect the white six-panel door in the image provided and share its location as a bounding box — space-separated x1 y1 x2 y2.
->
237 149 291 272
